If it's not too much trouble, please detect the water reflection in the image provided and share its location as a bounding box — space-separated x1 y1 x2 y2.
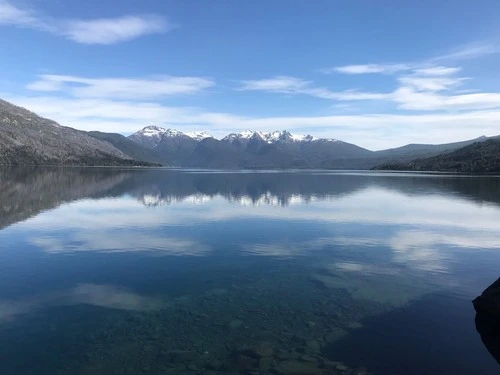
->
0 167 499 374
2 167 500 231
0 283 164 323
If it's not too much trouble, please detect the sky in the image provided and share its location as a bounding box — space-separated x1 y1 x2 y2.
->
1 0 500 150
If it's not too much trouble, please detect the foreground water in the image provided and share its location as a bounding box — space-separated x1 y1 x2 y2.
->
0 167 499 374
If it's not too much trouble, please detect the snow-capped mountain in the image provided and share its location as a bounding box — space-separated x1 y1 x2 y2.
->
185 131 213 141
127 126 373 168
128 126 214 149
222 130 321 144
128 126 167 149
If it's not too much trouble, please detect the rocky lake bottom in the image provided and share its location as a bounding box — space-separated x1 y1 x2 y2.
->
0 168 499 374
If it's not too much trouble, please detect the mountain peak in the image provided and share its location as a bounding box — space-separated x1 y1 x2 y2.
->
185 131 213 141
163 129 187 137
140 126 166 137
221 130 318 144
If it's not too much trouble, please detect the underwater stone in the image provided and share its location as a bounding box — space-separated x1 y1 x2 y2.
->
274 360 323 374
250 342 274 358
259 356 273 370
307 321 317 328
229 319 243 329
306 340 321 354
346 321 363 329
164 350 198 363
324 328 349 343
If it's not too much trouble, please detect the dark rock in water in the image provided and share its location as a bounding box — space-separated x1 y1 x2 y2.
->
163 350 198 363
305 340 321 354
259 355 273 371
244 342 274 358
225 351 259 372
473 278 500 316
274 360 323 374
205 358 225 371
473 278 500 365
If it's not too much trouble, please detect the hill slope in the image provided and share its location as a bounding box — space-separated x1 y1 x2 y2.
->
87 131 167 165
374 139 500 172
0 99 152 166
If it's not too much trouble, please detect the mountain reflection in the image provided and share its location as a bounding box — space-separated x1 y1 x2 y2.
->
0 166 131 229
2 167 500 231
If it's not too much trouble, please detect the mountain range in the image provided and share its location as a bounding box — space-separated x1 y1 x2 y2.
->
0 98 498 171
125 125 497 170
127 126 375 168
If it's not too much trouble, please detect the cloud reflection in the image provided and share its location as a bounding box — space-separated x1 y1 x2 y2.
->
31 231 210 256
0 284 164 323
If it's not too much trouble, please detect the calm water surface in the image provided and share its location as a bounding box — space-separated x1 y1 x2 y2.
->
0 167 499 375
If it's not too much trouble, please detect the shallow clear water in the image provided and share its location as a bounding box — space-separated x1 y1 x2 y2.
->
0 167 499 374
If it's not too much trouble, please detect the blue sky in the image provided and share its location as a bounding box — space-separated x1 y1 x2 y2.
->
1 0 500 149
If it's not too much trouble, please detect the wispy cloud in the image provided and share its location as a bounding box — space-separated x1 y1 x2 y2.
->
413 66 461 76
239 76 389 101
27 74 215 99
398 76 465 92
328 40 500 75
246 54 500 113
0 0 171 44
324 63 409 75
0 0 44 28
393 87 500 111
61 15 170 45
240 76 309 91
433 42 500 61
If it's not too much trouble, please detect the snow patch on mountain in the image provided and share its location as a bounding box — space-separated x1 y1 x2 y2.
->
222 130 321 144
185 131 213 141
141 126 166 137
132 127 342 145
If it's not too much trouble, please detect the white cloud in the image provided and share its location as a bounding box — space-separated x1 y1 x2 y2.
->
413 66 461 76
326 63 410 75
239 76 389 101
433 42 500 61
0 0 170 44
393 87 500 111
0 0 42 28
398 76 464 92
27 74 215 99
245 55 500 113
61 15 170 45
240 76 310 91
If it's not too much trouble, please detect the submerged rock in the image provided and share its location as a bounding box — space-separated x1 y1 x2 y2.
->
324 328 349 344
163 350 198 363
274 360 323 374
229 319 243 329
246 342 274 358
259 355 273 370
473 278 500 365
305 340 321 354
346 321 363 329
473 278 500 316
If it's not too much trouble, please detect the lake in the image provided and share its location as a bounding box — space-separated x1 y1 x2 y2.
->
0 167 499 375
